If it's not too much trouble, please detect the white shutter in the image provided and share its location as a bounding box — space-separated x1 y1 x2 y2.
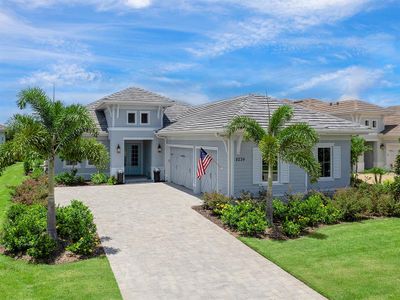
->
280 161 290 183
253 148 262 184
333 146 341 179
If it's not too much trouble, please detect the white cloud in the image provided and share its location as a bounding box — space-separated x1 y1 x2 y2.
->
20 64 101 86
191 0 374 56
8 0 152 10
291 65 392 99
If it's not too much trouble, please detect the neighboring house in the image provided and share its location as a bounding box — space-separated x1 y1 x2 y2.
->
56 87 370 197
294 99 399 171
0 124 6 144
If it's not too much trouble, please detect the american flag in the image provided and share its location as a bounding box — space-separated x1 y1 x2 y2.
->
196 148 213 179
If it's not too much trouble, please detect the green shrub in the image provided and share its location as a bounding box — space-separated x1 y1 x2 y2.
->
282 220 301 237
57 200 98 255
321 200 342 224
11 176 48 205
30 168 44 180
1 204 57 259
332 188 370 221
394 152 400 175
221 200 267 236
91 172 108 185
55 169 84 186
272 199 288 222
107 176 117 185
202 192 231 215
391 176 400 201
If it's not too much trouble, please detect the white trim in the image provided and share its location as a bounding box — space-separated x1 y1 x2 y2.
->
316 143 334 181
168 145 195 190
108 127 158 131
126 111 137 125
140 111 150 125
86 160 96 168
371 119 378 129
166 144 194 149
123 137 154 141
63 160 81 169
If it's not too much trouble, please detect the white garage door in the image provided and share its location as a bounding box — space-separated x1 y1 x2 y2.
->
170 147 194 190
386 144 399 169
200 150 218 194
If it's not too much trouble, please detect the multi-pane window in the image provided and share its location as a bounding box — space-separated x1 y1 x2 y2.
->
262 160 278 182
372 120 377 128
128 112 136 124
318 147 331 177
365 120 369 127
131 145 139 166
141 112 149 124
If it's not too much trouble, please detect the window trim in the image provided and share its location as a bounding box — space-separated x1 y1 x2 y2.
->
364 119 370 127
371 119 378 128
140 111 150 125
86 160 96 168
126 111 137 125
316 143 333 181
63 160 81 169
262 159 280 184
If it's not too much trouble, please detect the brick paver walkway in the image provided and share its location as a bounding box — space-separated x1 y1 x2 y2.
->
56 183 324 299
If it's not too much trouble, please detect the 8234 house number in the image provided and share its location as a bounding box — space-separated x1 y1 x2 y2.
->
235 157 245 162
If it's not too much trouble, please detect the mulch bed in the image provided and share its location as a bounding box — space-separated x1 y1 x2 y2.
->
0 237 106 265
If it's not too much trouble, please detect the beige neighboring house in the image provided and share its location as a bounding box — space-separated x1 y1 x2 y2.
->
0 124 5 144
293 99 399 171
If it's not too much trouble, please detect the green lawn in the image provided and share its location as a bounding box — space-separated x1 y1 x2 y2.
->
0 163 122 300
241 219 400 300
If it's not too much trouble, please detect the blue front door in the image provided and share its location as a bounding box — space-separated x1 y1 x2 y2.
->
125 143 142 175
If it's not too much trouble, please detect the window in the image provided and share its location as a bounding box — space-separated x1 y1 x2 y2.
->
64 160 81 168
127 112 136 124
365 120 369 127
262 160 278 182
318 147 331 178
86 160 95 168
372 120 377 128
131 145 139 166
140 112 149 124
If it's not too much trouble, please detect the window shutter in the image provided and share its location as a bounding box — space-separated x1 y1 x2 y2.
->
280 161 290 183
253 148 262 184
333 146 341 179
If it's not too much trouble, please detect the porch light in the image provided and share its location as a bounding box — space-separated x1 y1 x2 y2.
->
157 143 162 153
380 143 385 150
117 144 121 153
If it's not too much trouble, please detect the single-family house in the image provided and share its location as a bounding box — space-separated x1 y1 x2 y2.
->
294 99 399 171
55 87 370 197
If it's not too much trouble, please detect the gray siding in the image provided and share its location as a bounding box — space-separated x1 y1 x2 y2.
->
0 132 5 144
55 138 110 180
234 138 351 197
105 107 162 128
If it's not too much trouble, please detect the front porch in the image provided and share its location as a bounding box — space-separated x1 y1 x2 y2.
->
124 140 152 179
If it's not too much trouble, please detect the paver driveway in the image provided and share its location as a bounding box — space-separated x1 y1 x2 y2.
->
56 183 324 300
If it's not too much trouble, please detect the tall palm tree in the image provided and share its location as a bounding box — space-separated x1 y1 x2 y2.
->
226 102 320 225
0 88 109 239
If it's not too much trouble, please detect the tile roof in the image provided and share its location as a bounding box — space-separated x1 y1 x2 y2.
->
158 94 370 135
94 87 175 108
163 102 192 126
293 99 388 115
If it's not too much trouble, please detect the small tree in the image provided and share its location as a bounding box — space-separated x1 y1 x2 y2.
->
351 136 372 179
0 88 109 239
226 103 320 225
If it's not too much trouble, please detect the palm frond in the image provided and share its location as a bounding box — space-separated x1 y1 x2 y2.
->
60 137 109 170
277 123 319 151
226 116 266 143
258 135 279 164
281 149 321 182
268 105 293 135
17 87 54 129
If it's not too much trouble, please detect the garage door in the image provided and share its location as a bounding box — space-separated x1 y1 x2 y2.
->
200 150 218 194
386 144 399 169
170 147 194 190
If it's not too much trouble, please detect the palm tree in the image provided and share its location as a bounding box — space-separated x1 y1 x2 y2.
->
226 102 320 225
0 87 109 239
351 135 371 176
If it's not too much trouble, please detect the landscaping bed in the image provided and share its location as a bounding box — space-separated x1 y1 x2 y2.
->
0 163 121 299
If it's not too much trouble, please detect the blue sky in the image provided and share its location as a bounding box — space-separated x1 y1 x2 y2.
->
1 0 400 123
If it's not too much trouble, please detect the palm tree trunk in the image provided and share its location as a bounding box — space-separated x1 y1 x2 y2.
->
266 162 274 226
47 157 57 240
